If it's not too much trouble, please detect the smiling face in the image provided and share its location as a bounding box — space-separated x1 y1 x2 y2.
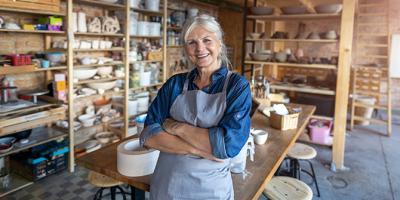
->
185 26 222 71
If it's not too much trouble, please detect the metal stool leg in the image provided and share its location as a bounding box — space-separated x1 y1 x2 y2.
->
115 186 127 200
110 187 116 200
93 188 105 200
306 160 321 197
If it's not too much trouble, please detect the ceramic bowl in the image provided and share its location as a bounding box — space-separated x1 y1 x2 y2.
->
324 30 338 39
97 66 113 76
315 3 343 14
307 32 321 40
250 7 274 15
250 33 261 39
250 53 272 61
95 132 115 144
74 68 98 80
0 137 16 153
281 6 307 15
46 52 65 64
78 114 96 127
275 52 288 62
86 80 117 90
80 57 92 65
251 129 268 145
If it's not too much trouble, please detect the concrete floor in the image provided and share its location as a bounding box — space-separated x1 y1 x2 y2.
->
6 115 400 200
280 118 400 200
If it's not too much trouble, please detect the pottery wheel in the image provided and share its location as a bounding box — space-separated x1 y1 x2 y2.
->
19 90 49 104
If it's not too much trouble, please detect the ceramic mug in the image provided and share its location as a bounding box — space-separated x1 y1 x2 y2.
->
41 60 50 68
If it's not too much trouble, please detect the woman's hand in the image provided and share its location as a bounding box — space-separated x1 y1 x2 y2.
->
163 118 185 136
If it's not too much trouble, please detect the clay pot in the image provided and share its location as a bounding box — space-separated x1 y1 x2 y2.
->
275 52 287 63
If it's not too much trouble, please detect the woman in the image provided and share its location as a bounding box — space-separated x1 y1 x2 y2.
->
140 14 251 200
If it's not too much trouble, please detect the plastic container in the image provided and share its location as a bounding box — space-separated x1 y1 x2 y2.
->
308 119 333 145
6 54 32 66
145 0 159 11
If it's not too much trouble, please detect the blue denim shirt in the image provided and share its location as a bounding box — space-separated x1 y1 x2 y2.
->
139 66 252 159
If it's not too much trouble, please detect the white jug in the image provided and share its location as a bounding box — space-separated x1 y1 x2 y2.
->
230 135 255 174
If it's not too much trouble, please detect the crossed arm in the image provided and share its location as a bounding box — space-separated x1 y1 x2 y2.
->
143 119 222 161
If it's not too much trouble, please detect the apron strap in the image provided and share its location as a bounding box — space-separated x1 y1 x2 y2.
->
182 72 191 93
222 71 232 93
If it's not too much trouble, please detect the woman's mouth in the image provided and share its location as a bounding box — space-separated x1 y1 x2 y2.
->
196 53 209 59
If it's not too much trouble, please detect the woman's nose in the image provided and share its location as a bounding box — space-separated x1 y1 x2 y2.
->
195 41 205 51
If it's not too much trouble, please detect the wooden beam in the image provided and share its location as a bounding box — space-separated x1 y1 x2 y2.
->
332 0 356 171
299 0 316 13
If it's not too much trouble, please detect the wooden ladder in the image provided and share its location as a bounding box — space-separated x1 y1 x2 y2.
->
350 0 392 136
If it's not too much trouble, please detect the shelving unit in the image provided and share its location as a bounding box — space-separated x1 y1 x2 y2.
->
0 4 69 196
242 0 356 169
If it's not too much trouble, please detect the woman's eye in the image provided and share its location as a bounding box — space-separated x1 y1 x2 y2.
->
203 39 212 44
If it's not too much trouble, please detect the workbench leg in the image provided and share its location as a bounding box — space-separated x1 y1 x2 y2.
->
130 186 145 200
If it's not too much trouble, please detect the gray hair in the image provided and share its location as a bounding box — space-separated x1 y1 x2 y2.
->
181 14 232 70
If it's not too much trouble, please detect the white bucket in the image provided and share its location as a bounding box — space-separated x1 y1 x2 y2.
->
140 71 151 86
354 96 376 125
137 21 149 36
145 0 159 11
148 22 161 36
128 99 138 116
130 0 141 8
137 97 149 112
129 13 138 36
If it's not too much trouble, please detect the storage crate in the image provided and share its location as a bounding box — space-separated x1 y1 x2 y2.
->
270 111 299 130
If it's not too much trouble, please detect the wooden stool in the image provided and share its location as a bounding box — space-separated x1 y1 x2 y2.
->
88 171 127 200
287 143 320 197
263 176 313 200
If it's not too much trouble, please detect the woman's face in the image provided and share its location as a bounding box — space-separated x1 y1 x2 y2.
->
185 26 221 70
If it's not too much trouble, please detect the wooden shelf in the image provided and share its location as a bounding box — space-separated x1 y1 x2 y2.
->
247 13 341 21
244 60 337 70
73 0 125 9
0 29 65 34
74 62 124 68
0 173 33 198
0 7 66 16
246 38 338 43
130 83 163 91
130 35 162 39
0 127 68 157
167 26 182 31
73 47 125 52
129 60 163 64
167 6 185 11
74 32 124 37
131 7 163 16
270 84 335 96
76 77 122 85
168 45 184 48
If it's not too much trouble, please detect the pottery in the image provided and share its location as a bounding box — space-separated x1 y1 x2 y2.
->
74 68 98 80
250 7 274 15
137 21 149 36
295 49 304 58
315 3 343 14
97 66 113 76
307 32 321 40
130 0 141 8
271 31 288 39
251 129 268 145
145 0 160 11
78 114 96 127
95 132 115 144
281 6 307 15
324 30 338 39
148 22 161 36
275 52 287 62
77 12 87 33
250 53 272 61
250 33 261 39
87 80 117 90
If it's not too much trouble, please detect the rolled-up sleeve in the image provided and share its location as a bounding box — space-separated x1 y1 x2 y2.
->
139 77 176 147
209 77 252 159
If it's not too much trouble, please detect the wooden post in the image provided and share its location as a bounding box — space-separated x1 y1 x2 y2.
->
163 0 167 82
67 0 75 172
124 0 130 138
331 0 356 171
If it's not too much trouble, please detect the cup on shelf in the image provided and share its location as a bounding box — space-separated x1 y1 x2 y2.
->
41 60 50 68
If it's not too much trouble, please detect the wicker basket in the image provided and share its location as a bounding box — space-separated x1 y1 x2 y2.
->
270 112 299 130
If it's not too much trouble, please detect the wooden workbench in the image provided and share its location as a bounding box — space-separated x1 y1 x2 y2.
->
76 104 315 200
